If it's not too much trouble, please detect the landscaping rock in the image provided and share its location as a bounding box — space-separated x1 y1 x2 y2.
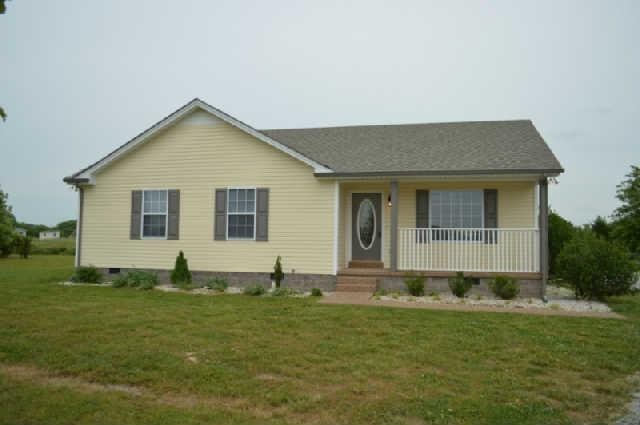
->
375 284 611 314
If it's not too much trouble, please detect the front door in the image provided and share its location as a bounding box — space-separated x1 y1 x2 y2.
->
351 193 382 261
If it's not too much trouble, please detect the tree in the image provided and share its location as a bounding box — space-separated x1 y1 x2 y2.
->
170 251 192 286
14 235 32 259
56 220 77 238
548 210 575 276
1 1 7 121
612 165 640 255
0 189 16 257
591 215 612 241
556 230 637 300
15 222 49 238
273 256 284 288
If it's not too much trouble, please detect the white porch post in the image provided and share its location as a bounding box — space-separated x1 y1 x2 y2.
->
333 181 340 274
390 181 399 271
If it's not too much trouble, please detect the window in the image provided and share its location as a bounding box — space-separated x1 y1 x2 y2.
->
142 190 168 238
227 188 256 239
429 190 483 241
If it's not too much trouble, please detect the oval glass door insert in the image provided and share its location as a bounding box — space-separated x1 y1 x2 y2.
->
357 198 376 250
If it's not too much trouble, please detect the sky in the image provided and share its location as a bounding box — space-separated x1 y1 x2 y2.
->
1 0 638 226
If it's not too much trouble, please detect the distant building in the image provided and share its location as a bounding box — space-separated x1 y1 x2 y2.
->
39 230 61 240
15 228 27 237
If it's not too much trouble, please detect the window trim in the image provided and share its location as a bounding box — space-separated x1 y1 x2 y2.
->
226 187 257 241
140 189 169 240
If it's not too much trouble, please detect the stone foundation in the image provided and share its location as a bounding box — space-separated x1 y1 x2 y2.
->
100 268 337 292
378 276 543 298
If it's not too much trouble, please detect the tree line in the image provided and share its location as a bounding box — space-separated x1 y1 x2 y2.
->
0 188 76 257
550 165 640 298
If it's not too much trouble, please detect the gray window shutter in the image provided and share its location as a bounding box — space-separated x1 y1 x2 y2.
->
214 189 227 240
255 188 269 241
130 190 142 240
416 190 429 243
167 190 180 240
484 189 498 244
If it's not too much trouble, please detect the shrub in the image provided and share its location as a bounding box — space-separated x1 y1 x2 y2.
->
243 284 265 296
138 279 156 291
404 273 425 296
488 275 520 300
311 288 323 297
549 211 576 275
556 231 638 300
273 256 284 289
170 251 192 285
71 266 102 283
32 246 67 255
112 274 128 288
205 277 228 292
271 287 299 297
448 271 472 298
129 270 158 288
112 270 158 290
13 235 32 258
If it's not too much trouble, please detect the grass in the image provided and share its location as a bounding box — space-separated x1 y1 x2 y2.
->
31 238 75 255
1 256 640 424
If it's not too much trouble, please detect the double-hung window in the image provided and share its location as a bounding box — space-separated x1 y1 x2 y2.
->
227 188 256 239
142 190 168 238
429 190 483 241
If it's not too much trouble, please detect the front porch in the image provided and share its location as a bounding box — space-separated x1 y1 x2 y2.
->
334 178 549 296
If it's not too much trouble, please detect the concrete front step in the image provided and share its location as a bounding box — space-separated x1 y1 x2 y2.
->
335 275 378 293
335 284 376 293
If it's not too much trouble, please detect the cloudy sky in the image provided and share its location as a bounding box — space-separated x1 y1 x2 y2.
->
1 0 638 226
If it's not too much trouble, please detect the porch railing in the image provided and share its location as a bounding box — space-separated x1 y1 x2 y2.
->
398 228 539 273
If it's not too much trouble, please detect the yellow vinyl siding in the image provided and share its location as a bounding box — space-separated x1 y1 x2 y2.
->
81 113 335 274
339 181 536 269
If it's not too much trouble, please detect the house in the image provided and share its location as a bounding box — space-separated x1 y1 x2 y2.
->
39 230 60 240
63 99 563 297
15 228 27 237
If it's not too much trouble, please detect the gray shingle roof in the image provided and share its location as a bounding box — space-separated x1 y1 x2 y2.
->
261 120 563 176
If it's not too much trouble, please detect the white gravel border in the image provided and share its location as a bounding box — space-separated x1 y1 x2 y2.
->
374 290 611 313
58 282 609 313
155 284 333 298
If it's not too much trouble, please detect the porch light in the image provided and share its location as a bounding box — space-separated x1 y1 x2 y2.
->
387 194 392 207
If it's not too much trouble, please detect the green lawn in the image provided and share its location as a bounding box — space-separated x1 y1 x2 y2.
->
31 238 75 255
1 256 639 425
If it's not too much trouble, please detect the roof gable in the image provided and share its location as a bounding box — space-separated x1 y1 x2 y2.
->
64 99 332 184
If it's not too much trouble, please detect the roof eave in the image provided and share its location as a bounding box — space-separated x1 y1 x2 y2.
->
62 176 91 185
313 168 565 179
